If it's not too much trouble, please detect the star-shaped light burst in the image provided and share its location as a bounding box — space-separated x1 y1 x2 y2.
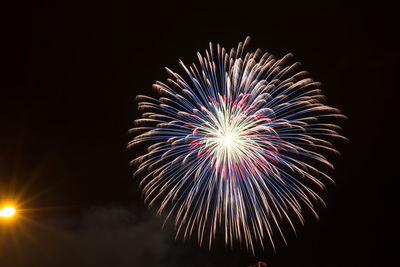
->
0 206 16 218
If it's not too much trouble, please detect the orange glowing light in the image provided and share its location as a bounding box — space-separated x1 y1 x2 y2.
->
0 206 16 218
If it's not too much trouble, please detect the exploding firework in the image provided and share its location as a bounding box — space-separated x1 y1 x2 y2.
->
129 37 346 253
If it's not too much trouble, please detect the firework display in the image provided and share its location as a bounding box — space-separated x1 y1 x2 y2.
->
129 37 346 252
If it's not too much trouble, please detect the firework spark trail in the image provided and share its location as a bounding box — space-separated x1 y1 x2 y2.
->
129 37 346 253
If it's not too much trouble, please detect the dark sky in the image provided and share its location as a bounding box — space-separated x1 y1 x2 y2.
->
0 3 397 267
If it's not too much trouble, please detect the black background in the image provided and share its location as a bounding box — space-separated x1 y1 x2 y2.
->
0 2 397 267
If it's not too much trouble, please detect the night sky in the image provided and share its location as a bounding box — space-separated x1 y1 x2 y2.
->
0 3 397 267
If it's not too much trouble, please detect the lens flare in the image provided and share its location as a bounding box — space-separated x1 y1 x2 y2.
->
129 37 346 253
0 206 16 217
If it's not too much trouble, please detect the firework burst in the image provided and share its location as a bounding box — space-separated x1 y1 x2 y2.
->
129 37 346 253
